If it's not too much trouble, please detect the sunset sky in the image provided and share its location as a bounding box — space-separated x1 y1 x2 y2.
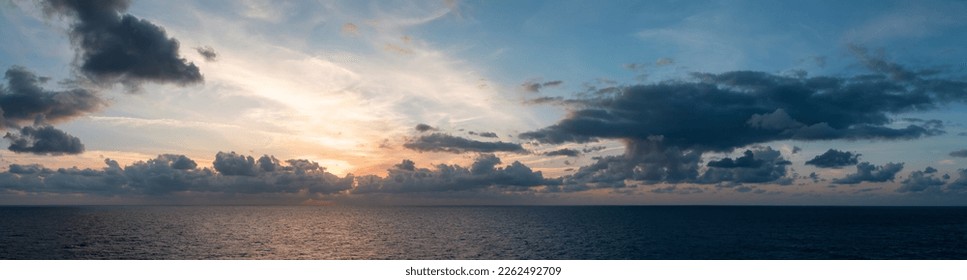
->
2 0 967 205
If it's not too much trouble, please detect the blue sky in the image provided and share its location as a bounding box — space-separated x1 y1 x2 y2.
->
1 0 966 205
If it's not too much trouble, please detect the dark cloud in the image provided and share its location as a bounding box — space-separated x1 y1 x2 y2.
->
414 123 435 132
42 0 203 86
4 125 84 155
582 146 607 153
699 147 792 185
353 154 557 194
520 80 563 93
558 141 702 188
404 133 526 154
832 162 904 185
468 131 498 138
520 50 963 187
0 66 103 156
542 80 563 87
949 149 967 158
195 46 217 62
212 151 259 176
168 154 199 170
521 69 949 148
0 159 126 196
948 169 967 191
0 66 103 128
521 81 542 93
9 164 52 174
707 150 765 168
897 167 947 193
543 148 580 157
805 149 861 168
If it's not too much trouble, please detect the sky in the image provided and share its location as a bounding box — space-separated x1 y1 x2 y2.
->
1 0 967 205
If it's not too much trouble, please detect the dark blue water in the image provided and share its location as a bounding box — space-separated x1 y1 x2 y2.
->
1 206 966 259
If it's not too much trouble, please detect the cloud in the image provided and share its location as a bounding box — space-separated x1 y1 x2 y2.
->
520 80 564 93
403 133 526 154
559 140 703 188
655 57 674 66
0 66 104 128
832 162 904 185
4 125 84 155
0 152 353 199
543 148 580 157
805 149 861 168
468 131 498 138
0 65 105 157
698 147 792 185
195 46 217 62
521 69 951 148
414 123 435 132
42 0 203 86
949 149 967 158
353 154 556 194
212 151 258 176
707 150 765 168
947 169 967 191
542 80 563 87
897 167 947 193
582 146 607 153
521 81 542 93
519 51 963 187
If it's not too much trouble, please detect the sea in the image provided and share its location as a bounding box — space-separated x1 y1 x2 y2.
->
1 206 966 259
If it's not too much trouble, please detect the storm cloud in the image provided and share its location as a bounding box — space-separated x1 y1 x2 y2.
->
520 51 964 187
404 133 526 154
42 0 203 85
805 149 861 168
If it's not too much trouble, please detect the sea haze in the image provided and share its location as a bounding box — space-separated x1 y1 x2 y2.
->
1 206 966 259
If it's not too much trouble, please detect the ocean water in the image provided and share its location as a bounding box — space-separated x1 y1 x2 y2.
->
1 206 966 259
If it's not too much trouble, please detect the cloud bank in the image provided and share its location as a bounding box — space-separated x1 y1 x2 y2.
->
805 149 861 168
0 152 560 203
